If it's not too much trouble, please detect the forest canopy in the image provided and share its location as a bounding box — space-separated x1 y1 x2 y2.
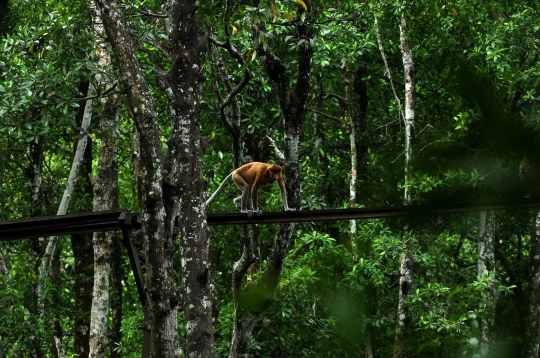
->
1 1 540 357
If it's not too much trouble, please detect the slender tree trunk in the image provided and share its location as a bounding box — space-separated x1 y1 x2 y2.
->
109 233 123 358
229 227 258 358
209 10 259 340
50 240 65 358
26 135 45 358
523 210 540 357
0 248 8 276
352 60 374 358
477 211 497 357
210 21 263 355
374 13 404 122
89 224 113 358
229 2 313 355
36 82 94 358
71 80 95 357
71 232 93 358
89 84 120 357
400 16 414 208
88 6 121 355
90 137 119 358
71 231 94 356
340 62 358 258
394 8 415 358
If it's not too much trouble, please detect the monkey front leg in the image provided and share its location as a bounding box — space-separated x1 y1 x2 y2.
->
241 185 255 218
279 184 296 212
251 187 263 216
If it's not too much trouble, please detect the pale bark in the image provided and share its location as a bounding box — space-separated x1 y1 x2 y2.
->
374 13 404 122
523 210 540 357
166 3 214 355
95 0 179 355
109 234 123 358
71 80 95 358
98 0 216 356
266 135 286 162
0 248 9 276
400 16 414 207
39 84 94 276
394 8 415 358
89 229 113 358
351 59 374 358
89 9 120 354
27 135 44 358
394 237 413 358
71 231 93 358
477 211 497 357
36 83 95 358
340 62 358 258
29 138 43 221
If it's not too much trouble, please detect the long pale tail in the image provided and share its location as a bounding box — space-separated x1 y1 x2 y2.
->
206 172 233 206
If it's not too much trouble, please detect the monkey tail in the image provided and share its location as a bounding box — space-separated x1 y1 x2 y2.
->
205 172 234 206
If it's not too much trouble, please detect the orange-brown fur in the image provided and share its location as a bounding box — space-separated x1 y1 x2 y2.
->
206 162 294 216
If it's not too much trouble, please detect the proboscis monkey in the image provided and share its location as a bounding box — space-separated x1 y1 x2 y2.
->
206 162 295 217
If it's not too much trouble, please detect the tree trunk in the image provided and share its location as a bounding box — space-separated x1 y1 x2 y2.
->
351 61 374 358
0 248 8 276
523 210 540 357
37 82 95 358
109 233 123 358
89 79 120 358
89 223 114 358
71 232 93 358
98 0 218 356
166 3 215 356
71 80 95 358
340 62 358 258
88 7 121 355
374 13 404 123
50 240 65 358
229 2 313 356
209 9 260 337
477 211 497 357
400 16 415 207
394 8 415 358
26 135 44 358
96 0 179 355
229 228 258 358
352 62 369 201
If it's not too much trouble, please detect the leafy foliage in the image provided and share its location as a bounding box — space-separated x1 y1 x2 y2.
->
1 0 540 357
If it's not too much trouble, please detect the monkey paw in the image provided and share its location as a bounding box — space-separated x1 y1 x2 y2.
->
241 210 253 218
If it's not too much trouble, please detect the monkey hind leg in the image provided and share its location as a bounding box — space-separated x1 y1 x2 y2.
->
234 196 254 217
233 196 242 210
